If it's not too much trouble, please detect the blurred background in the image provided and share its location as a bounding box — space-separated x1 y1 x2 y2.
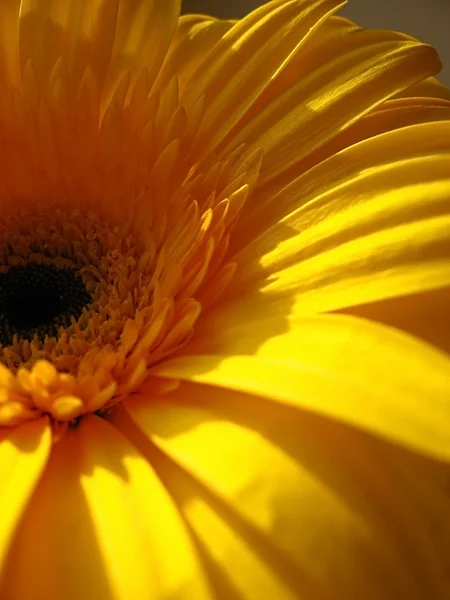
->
181 0 450 85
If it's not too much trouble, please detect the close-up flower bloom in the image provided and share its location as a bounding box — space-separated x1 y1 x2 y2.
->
0 0 449 598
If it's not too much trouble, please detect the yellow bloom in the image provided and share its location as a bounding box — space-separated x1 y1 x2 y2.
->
0 0 449 597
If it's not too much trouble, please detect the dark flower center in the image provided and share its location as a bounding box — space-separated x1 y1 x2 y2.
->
0 262 91 346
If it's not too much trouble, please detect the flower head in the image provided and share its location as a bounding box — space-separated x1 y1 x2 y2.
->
0 0 449 598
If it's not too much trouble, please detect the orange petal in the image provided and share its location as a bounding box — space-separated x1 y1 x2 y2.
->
19 0 120 88
0 1 21 86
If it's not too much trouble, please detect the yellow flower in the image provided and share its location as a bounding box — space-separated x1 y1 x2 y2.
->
0 0 449 597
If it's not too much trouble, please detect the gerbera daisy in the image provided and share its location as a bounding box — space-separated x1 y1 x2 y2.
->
0 0 449 598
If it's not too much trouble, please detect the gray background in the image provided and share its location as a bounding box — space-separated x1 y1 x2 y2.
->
181 0 450 85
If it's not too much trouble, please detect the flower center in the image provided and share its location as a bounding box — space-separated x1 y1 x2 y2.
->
0 198 239 428
0 262 91 346
0 48 260 432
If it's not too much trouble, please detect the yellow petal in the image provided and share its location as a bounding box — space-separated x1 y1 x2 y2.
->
156 314 450 461
1 416 209 600
231 100 450 251
155 15 235 94
219 30 440 186
396 76 450 101
231 18 449 136
324 101 450 162
289 102 450 208
184 0 344 159
106 0 181 97
231 121 450 312
0 419 51 575
345 286 450 354
389 444 450 577
228 24 448 248
126 385 448 599
180 0 288 105
228 14 359 133
118 399 303 600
